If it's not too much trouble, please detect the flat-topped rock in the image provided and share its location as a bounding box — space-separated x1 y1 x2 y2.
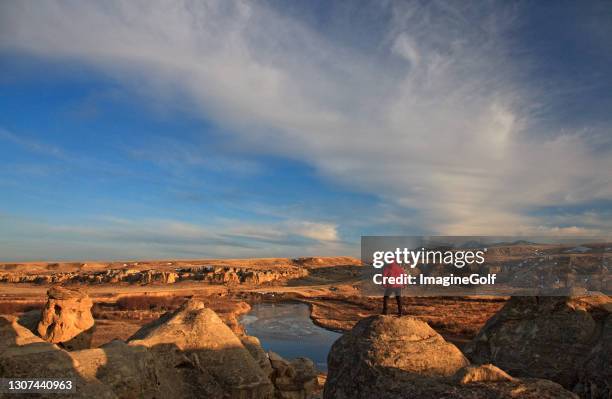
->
47 285 90 300
37 285 95 348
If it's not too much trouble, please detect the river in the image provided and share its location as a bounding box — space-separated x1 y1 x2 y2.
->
239 302 342 371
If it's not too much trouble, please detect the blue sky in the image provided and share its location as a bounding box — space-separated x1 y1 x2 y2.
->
1 1 611 261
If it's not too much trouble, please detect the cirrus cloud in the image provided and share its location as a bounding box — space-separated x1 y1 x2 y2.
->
1 0 610 238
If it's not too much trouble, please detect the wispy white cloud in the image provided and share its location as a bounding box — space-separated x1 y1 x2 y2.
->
1 0 610 237
0 214 346 261
222 219 339 243
289 221 338 242
0 128 66 159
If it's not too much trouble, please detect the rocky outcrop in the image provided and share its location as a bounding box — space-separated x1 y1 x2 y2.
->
451 364 515 384
268 351 318 399
72 339 226 398
324 315 578 399
36 286 95 350
327 315 470 382
131 270 178 284
128 298 275 398
0 265 307 286
238 337 318 398
1 296 324 398
242 335 274 378
1 314 209 399
1 315 58 352
2 299 303 398
0 315 117 398
464 295 612 398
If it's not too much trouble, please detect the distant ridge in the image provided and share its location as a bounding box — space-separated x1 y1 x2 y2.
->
489 240 538 247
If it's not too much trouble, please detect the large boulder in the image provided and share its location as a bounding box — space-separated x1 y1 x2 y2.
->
128 298 274 398
37 286 95 349
324 315 577 399
327 315 470 382
464 295 612 398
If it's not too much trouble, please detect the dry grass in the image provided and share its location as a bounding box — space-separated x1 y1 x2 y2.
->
88 294 251 346
91 319 145 347
115 295 188 311
307 295 505 346
0 301 44 315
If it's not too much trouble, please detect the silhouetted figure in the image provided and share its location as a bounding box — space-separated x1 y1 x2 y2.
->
382 261 404 316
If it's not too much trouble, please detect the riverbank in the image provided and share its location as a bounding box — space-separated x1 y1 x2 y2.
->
0 279 506 350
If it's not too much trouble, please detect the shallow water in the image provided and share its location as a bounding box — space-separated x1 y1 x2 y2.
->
239 302 342 371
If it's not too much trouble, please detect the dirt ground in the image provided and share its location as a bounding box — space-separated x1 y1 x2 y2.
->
0 256 512 350
0 283 504 349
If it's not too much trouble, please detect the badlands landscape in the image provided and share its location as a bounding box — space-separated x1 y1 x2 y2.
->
0 246 610 398
3 1 611 397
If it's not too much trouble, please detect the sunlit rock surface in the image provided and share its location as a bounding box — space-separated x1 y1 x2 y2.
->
324 315 577 399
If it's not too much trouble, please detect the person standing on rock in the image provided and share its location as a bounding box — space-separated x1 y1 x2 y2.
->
382 261 405 316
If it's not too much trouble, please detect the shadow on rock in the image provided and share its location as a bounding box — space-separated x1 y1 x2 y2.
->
323 315 579 399
464 295 611 398
2 297 318 399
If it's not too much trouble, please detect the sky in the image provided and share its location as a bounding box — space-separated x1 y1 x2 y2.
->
0 0 611 261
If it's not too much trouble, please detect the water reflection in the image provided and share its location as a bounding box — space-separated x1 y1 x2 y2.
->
240 302 342 371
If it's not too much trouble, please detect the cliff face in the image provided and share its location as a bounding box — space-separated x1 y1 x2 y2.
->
0 266 308 286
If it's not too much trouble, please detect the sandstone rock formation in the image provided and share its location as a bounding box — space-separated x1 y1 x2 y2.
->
451 364 515 385
327 315 470 381
72 339 226 398
1 296 325 399
464 295 611 398
1 315 58 351
0 315 117 399
3 298 321 398
128 298 275 398
0 264 309 286
268 351 318 399
36 286 95 350
242 335 274 378
324 315 578 399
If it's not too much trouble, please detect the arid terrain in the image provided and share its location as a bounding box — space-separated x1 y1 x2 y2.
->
1 247 610 398
0 256 507 347
1 242 609 345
